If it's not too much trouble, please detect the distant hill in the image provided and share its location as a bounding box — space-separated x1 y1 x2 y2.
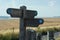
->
0 16 10 18
54 16 60 18
0 16 60 19
0 16 19 20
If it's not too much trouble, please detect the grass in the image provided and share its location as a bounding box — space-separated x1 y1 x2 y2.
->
0 18 60 40
0 33 19 40
0 29 19 40
0 19 19 30
0 28 60 40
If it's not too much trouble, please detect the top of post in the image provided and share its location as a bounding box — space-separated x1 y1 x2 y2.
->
20 6 27 10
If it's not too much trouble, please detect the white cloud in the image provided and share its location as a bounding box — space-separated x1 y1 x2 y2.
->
48 0 56 7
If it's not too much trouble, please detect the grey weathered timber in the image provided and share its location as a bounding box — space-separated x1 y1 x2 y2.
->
19 18 26 40
19 6 26 40
26 29 36 40
37 33 42 40
47 31 55 40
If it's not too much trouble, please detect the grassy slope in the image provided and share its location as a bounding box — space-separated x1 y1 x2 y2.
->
0 19 19 30
38 18 60 31
0 18 60 30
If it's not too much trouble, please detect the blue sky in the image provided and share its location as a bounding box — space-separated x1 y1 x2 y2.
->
0 0 60 17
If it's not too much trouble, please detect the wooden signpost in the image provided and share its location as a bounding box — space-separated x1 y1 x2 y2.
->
6 6 44 40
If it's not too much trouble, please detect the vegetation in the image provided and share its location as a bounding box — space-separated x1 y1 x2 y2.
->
0 28 60 40
0 29 19 40
0 18 60 40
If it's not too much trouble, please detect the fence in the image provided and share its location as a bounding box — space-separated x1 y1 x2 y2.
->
26 29 60 40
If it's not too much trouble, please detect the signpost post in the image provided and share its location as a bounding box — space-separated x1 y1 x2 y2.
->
19 6 26 40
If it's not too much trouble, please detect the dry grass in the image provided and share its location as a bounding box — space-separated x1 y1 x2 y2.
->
0 19 19 30
38 18 60 32
26 18 60 31
0 18 60 31
0 29 19 34
0 18 60 40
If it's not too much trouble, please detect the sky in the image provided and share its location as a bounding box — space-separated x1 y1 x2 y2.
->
0 0 60 17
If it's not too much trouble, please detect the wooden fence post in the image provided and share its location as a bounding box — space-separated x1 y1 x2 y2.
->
47 31 55 40
26 29 36 40
37 33 42 40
